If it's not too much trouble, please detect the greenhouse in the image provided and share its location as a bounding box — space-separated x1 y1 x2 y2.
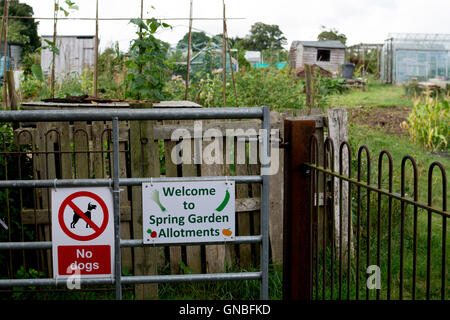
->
381 33 450 84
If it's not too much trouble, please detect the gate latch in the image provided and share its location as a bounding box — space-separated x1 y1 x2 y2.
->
299 163 311 177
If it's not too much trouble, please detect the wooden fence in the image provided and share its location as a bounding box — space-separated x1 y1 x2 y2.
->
7 102 347 299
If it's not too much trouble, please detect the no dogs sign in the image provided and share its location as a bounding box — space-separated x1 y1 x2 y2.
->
51 187 114 279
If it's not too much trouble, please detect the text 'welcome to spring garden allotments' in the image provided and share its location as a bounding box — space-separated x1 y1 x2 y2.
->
142 180 235 244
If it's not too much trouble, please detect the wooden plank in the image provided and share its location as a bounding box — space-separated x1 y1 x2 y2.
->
58 122 73 179
327 108 353 258
268 111 284 264
200 120 226 273
235 135 252 268
164 139 182 274
130 103 159 299
73 122 89 178
182 138 202 274
91 121 105 179
153 100 201 108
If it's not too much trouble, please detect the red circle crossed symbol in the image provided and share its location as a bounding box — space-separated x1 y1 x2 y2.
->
58 191 109 241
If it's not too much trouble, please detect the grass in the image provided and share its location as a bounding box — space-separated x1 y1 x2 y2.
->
329 78 413 108
348 123 449 206
158 263 283 300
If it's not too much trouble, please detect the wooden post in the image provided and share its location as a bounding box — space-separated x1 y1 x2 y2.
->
182 136 202 274
6 68 18 133
361 43 365 76
184 0 193 100
201 120 226 273
283 119 316 300
2 0 9 109
304 64 314 115
130 102 159 299
5 70 17 111
224 23 237 105
268 111 288 264
222 1 226 107
327 108 353 257
51 0 58 98
93 0 98 97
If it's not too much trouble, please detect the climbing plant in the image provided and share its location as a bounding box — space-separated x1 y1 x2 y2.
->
124 18 172 101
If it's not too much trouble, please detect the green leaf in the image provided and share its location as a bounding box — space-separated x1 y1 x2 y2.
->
124 60 136 69
59 7 70 17
43 39 60 55
130 18 148 31
30 65 44 82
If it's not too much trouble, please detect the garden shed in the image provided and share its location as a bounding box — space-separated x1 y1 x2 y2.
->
289 40 346 75
41 35 96 80
0 41 23 70
381 33 450 84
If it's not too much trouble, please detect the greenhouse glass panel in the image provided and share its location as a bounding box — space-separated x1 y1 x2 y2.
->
381 33 450 84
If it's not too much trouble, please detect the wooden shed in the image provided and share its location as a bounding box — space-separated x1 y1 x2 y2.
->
289 40 346 75
41 35 95 80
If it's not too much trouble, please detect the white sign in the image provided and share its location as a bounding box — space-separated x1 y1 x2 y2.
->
51 187 114 279
142 180 235 244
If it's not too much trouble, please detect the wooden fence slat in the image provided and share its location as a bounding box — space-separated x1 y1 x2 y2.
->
58 122 72 179
268 111 289 264
201 120 226 273
164 139 183 274
327 108 353 256
130 103 159 299
73 122 89 179
182 139 202 274
91 121 105 179
235 136 252 268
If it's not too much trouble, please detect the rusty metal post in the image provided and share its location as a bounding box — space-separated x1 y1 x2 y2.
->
283 119 316 300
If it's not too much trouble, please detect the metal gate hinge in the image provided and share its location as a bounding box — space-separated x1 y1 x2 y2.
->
279 137 289 148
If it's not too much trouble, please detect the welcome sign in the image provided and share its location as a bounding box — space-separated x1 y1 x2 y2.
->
142 180 235 244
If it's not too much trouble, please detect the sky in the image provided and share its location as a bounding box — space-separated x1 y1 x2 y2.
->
21 0 450 52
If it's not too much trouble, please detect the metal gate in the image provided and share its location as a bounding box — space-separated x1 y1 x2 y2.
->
0 106 271 300
283 119 448 300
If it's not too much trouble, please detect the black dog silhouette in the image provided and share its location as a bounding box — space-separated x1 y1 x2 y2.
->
70 202 97 228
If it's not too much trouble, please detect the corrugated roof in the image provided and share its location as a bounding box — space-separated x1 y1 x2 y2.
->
292 40 346 49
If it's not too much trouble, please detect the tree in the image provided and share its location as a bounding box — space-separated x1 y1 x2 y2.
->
176 31 211 51
239 22 287 51
0 0 39 52
317 26 347 45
